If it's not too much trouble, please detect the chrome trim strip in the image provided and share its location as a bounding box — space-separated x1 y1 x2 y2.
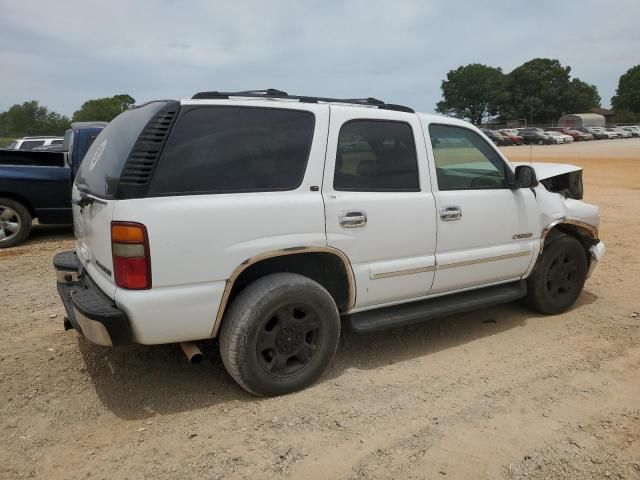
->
371 266 435 280
211 246 356 337
437 251 532 270
540 218 599 254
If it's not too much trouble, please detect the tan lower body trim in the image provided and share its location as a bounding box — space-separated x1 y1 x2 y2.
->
437 251 531 270
371 266 435 279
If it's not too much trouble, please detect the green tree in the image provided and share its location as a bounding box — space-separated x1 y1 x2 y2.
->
0 100 70 137
611 65 640 114
502 58 571 123
563 78 601 114
435 64 506 125
72 94 135 122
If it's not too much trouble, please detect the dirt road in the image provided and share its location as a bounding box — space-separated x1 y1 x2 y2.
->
1 139 639 479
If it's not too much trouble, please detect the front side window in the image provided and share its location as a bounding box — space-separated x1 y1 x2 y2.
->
334 120 419 191
151 107 315 194
429 124 508 190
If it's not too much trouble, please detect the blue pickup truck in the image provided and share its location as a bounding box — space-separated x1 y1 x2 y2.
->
0 122 106 248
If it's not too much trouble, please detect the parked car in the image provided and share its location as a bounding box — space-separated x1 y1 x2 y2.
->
621 126 640 137
481 129 513 146
592 127 618 139
520 127 555 145
605 127 623 139
8 136 64 150
498 130 524 145
549 127 592 141
32 144 67 152
545 131 573 144
613 127 633 138
52 90 605 396
0 122 106 247
499 128 521 137
576 127 607 140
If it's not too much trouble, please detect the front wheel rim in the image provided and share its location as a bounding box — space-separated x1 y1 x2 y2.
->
0 206 22 243
256 304 323 377
544 252 578 300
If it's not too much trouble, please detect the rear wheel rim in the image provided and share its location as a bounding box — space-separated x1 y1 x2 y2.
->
544 252 578 300
0 206 21 243
256 303 323 377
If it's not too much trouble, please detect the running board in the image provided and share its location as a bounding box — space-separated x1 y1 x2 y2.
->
346 281 527 333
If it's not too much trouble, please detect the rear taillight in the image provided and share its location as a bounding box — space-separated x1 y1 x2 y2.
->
111 222 151 290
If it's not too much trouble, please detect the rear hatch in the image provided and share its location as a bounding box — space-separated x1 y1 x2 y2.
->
73 100 177 298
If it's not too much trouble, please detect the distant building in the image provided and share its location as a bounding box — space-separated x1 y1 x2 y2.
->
558 113 605 128
591 107 615 124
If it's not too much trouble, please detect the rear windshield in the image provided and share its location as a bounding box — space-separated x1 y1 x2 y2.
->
75 101 168 198
150 106 315 195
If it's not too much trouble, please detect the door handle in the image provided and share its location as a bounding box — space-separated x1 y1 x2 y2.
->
439 205 462 221
339 210 367 228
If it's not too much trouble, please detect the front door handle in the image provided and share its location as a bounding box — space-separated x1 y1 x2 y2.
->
339 210 367 228
439 205 462 221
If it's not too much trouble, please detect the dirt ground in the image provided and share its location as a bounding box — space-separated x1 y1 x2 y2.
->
1 139 639 480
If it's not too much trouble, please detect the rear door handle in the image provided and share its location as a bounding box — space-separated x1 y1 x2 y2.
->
439 205 462 221
339 210 367 228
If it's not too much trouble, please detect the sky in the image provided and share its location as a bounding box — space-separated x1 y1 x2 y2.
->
1 0 639 117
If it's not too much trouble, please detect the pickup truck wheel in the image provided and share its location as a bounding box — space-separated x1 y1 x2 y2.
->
219 273 340 396
526 235 587 314
0 198 32 248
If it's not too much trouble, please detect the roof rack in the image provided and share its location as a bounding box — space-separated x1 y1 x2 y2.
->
191 89 414 113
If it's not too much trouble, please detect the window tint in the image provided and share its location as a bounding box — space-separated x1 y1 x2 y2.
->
76 101 171 198
19 140 45 150
334 120 419 191
151 107 315 194
51 139 63 145
429 124 508 190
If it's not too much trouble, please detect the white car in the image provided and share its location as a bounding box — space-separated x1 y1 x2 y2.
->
621 126 640 137
53 90 605 396
545 131 573 144
613 127 633 138
7 136 64 150
592 127 617 139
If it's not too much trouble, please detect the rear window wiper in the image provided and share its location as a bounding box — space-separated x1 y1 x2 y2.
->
72 191 107 210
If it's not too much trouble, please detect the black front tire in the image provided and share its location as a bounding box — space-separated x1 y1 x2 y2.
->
0 198 32 248
219 273 341 396
526 235 587 314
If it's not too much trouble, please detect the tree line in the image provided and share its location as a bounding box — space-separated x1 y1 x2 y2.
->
436 59 640 125
0 94 135 138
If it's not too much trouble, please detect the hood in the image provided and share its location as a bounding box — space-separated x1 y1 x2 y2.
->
513 162 581 180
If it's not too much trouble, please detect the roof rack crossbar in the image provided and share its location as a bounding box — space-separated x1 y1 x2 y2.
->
190 90 414 113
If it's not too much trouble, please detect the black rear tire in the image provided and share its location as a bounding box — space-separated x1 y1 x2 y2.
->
0 198 32 248
219 273 341 396
526 235 587 314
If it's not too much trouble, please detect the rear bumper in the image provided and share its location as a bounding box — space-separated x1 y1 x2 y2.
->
53 251 132 346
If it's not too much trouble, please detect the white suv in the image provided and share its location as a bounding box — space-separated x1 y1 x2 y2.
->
53 90 605 396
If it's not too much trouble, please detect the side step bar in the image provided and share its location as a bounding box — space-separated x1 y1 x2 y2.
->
346 281 527 333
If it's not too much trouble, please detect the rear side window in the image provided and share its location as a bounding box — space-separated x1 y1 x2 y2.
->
334 120 419 191
51 139 63 145
150 107 315 195
19 140 45 150
75 101 169 198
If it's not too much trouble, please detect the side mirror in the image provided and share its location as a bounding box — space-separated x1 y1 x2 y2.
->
512 165 539 189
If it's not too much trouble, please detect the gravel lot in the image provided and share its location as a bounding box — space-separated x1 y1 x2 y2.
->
1 139 639 480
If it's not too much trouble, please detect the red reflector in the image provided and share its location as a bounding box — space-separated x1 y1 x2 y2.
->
113 256 150 290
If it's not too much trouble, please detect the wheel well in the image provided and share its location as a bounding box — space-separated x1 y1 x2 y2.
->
227 252 352 313
0 192 36 218
545 224 595 262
